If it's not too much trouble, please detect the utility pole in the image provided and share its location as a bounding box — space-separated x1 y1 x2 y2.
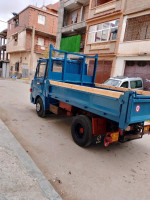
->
55 0 64 51
29 26 35 79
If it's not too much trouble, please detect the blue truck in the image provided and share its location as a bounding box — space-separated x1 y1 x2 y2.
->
30 45 150 147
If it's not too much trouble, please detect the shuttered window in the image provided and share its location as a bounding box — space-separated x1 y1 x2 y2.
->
38 38 44 46
38 14 46 25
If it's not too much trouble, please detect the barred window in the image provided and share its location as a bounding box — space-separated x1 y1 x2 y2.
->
124 14 150 41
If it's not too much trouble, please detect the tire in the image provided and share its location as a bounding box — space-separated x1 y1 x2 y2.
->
71 115 93 147
36 97 45 118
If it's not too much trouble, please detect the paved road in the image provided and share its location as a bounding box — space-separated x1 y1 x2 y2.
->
0 79 150 200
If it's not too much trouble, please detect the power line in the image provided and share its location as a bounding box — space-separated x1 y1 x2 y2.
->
0 19 27 29
0 19 7 24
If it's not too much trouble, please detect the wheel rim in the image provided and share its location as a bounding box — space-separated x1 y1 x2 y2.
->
75 123 84 139
36 103 41 112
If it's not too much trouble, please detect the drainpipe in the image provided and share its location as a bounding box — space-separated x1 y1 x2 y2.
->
55 0 64 51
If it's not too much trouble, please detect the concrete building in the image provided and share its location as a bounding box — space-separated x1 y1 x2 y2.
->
84 0 125 84
0 29 9 78
56 0 90 54
114 0 150 91
56 0 150 90
7 3 58 78
85 0 150 90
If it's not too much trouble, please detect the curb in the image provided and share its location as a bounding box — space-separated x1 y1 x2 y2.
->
0 120 62 200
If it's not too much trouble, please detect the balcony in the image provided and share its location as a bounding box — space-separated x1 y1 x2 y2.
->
64 0 89 11
62 21 86 35
89 0 122 18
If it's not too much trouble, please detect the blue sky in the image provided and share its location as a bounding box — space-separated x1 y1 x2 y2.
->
0 0 59 32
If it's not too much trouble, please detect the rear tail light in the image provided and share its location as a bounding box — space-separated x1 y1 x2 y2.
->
30 88 32 92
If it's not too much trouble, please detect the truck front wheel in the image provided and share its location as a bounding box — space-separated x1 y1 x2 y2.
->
36 97 45 118
71 115 93 147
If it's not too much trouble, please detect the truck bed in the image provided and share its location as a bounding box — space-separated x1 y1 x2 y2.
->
49 80 150 130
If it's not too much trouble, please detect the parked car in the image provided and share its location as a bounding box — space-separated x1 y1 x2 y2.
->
103 76 143 90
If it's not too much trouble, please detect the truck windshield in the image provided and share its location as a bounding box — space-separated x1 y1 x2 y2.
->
104 79 121 87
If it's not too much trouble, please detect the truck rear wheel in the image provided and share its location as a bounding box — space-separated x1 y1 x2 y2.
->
36 97 45 118
71 115 93 147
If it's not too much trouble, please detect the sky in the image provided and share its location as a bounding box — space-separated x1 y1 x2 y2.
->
0 0 59 32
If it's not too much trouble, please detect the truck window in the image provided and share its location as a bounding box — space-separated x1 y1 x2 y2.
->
36 62 46 78
120 81 128 88
130 80 142 89
52 60 63 73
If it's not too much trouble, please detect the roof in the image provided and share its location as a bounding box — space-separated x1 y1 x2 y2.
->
8 4 58 22
46 2 59 11
111 76 142 80
0 29 7 38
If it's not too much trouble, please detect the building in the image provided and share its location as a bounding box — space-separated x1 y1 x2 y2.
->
84 0 125 84
56 0 150 90
0 29 9 78
56 0 90 54
7 3 58 78
115 0 150 91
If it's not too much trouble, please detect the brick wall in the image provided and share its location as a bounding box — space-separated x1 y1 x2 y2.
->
7 6 58 38
34 34 55 54
7 9 30 37
125 0 150 14
28 7 58 36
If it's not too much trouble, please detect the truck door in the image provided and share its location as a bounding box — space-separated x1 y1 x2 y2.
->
32 60 47 98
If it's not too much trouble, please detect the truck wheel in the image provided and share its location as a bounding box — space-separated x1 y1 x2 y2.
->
36 97 45 118
71 115 93 147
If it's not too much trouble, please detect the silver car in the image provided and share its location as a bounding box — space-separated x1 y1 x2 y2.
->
104 76 143 90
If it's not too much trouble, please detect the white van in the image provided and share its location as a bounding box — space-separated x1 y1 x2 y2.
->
104 76 143 90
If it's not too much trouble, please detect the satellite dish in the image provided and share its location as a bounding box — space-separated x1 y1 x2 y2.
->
12 12 18 16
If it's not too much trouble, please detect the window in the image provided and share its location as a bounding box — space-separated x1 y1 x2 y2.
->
36 62 46 78
15 62 19 72
14 17 19 27
13 34 18 45
88 19 119 43
130 80 142 89
9 23 11 30
38 14 46 25
52 60 63 73
72 12 78 24
104 79 121 87
92 0 112 7
121 81 129 88
124 14 150 41
38 38 44 46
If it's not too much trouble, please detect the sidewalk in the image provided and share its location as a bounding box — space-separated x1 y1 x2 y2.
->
0 120 62 200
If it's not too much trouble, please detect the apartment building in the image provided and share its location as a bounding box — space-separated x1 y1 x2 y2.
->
115 0 150 91
56 0 90 54
7 3 58 78
84 0 125 83
56 0 150 90
0 29 9 78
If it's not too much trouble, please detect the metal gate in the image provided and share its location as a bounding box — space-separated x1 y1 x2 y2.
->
2 62 9 78
22 64 28 78
124 61 150 91
89 60 112 84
